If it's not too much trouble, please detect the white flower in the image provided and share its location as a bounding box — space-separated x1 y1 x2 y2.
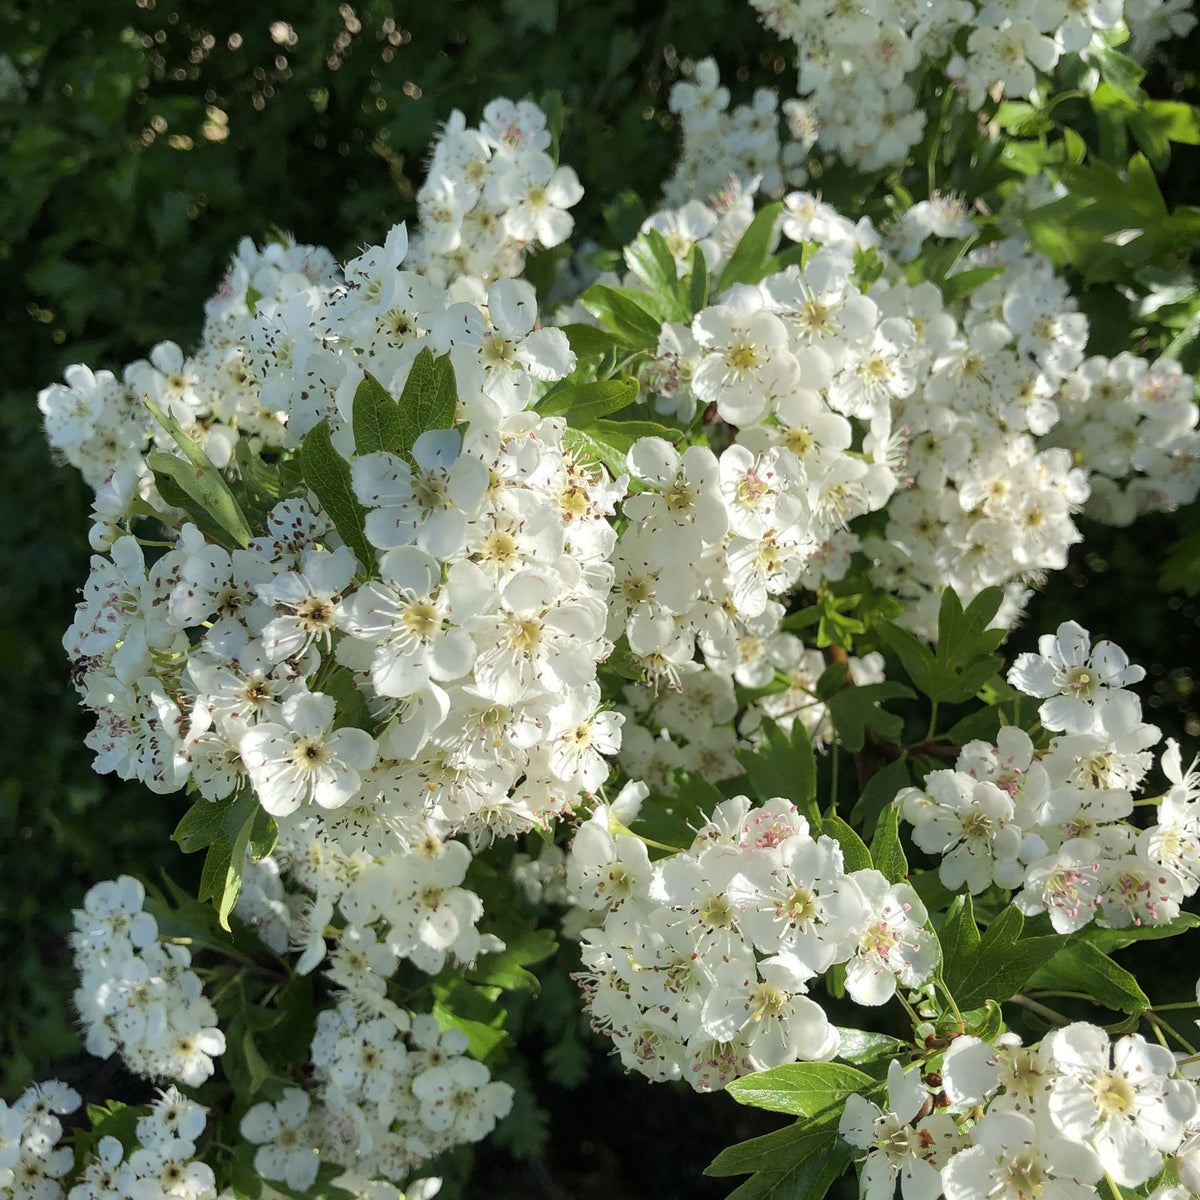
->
258 546 357 662
623 438 727 566
942 1110 1101 1200
691 296 793 426
239 691 377 816
239 1089 318 1192
1008 621 1144 734
494 151 582 247
1043 1023 1199 1186
840 1061 961 1200
844 873 938 1005
353 433 489 558
898 772 1024 893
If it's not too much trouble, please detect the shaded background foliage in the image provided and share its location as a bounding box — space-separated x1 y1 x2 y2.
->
2 0 1199 1194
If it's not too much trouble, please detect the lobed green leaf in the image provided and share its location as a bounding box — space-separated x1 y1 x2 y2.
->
718 201 783 291
298 420 376 574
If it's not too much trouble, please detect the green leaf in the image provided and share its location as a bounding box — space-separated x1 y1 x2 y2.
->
909 867 958 916
961 999 1005 1043
942 704 1005 747
298 420 375 573
718 201 782 291
351 371 404 456
850 756 911 839
561 419 680 479
937 893 981 984
1089 43 1147 93
196 788 261 931
489 1071 550 1159
394 347 458 453
726 1062 874 1117
827 682 914 751
248 806 278 861
876 586 1004 704
942 903 1064 1011
468 925 557 995
144 401 252 549
173 792 233 854
938 265 1005 306
735 719 819 826
815 661 850 702
1159 531 1200 595
580 283 662 349
230 1135 263 1200
821 814 872 873
1082 912 1200 954
232 439 303 522
241 1020 276 1095
536 378 639 423
1034 940 1149 1013
85 1100 142 1151
624 228 686 320
724 1137 852 1200
706 1112 855 1200
869 804 908 884
431 979 509 1063
686 242 709 315
834 1028 908 1066
706 1112 841 1176
543 1032 591 1088
319 661 374 733
561 322 626 359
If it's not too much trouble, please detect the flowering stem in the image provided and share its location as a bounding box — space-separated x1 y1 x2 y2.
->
1144 1010 1198 1055
896 988 924 1033
927 85 954 196
937 979 965 1033
1147 1000 1200 1012
924 700 939 744
877 740 959 763
163 935 286 980
607 819 685 856
1009 993 1071 1026
1104 1173 1128 1200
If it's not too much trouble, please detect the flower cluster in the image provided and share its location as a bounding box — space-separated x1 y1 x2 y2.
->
663 58 816 206
235 1004 509 1195
616 649 885 795
1049 351 1200 526
38 237 339 517
632 189 1147 635
61 260 622 849
249 814 491 982
308 1002 512 1182
569 788 938 1090
749 0 1196 173
66 1089 215 1200
37 98 578 537
1 1082 80 1200
898 621 1196 932
71 876 225 1085
842 1023 1200 1200
409 98 582 293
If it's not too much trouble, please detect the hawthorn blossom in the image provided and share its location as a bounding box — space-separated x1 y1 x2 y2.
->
239 691 377 816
